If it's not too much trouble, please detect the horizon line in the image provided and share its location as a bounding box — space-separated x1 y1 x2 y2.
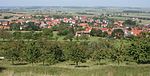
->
0 5 149 9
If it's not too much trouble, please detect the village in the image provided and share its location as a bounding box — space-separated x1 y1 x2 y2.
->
0 1 150 75
0 14 150 39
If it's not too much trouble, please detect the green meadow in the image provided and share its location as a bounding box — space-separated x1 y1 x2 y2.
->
0 60 150 76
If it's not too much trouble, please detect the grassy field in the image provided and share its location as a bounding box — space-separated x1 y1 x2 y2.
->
0 60 150 76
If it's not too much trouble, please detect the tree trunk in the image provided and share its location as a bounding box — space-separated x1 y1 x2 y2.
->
98 60 101 65
11 59 14 65
70 39 73 42
32 62 33 66
117 60 120 65
75 61 79 66
43 60 45 66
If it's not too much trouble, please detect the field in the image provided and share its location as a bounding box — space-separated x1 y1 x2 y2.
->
0 60 150 76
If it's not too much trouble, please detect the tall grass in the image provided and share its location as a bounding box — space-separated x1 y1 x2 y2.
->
1 65 150 76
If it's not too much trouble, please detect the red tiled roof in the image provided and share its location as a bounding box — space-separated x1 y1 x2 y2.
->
79 23 89 27
85 27 92 31
47 22 52 25
101 28 108 31
114 21 124 27
101 23 107 27
132 29 143 36
81 16 87 19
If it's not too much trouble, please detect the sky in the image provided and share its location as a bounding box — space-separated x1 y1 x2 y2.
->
0 0 150 7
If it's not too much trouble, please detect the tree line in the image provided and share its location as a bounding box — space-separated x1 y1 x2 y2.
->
0 33 149 66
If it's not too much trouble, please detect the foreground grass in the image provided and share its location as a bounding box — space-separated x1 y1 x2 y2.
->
1 65 150 76
0 61 150 76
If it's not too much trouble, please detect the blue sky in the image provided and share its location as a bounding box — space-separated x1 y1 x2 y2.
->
0 0 150 7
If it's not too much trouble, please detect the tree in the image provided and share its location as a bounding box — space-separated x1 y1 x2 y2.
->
4 40 24 64
92 49 108 64
64 26 76 41
0 29 12 40
46 43 64 65
68 43 87 66
139 32 150 38
90 29 103 37
25 22 40 31
90 28 97 36
96 29 103 37
127 38 150 64
102 31 108 37
111 48 126 65
90 40 113 64
139 20 142 23
52 26 59 31
22 31 35 40
64 33 74 41
32 32 42 40
111 41 126 65
42 28 53 39
37 39 49 65
88 41 101 57
11 23 21 31
57 29 69 36
111 29 124 39
57 23 70 36
3 16 12 19
123 19 137 26
78 34 89 40
13 31 22 39
25 41 41 65
107 19 115 28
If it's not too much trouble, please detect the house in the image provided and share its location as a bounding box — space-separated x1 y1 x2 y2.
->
79 23 89 27
70 20 76 24
90 19 94 23
107 28 113 35
76 23 92 37
101 28 109 32
94 23 99 26
0 20 10 26
0 57 4 60
131 28 143 36
80 16 87 22
63 18 69 23
15 19 25 25
101 23 108 27
81 16 87 20
124 27 133 37
101 20 108 27
144 24 150 32
52 19 60 25
75 31 90 37
47 21 53 26
0 20 10 29
0 25 10 29
85 27 92 32
114 21 124 27
40 21 47 28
